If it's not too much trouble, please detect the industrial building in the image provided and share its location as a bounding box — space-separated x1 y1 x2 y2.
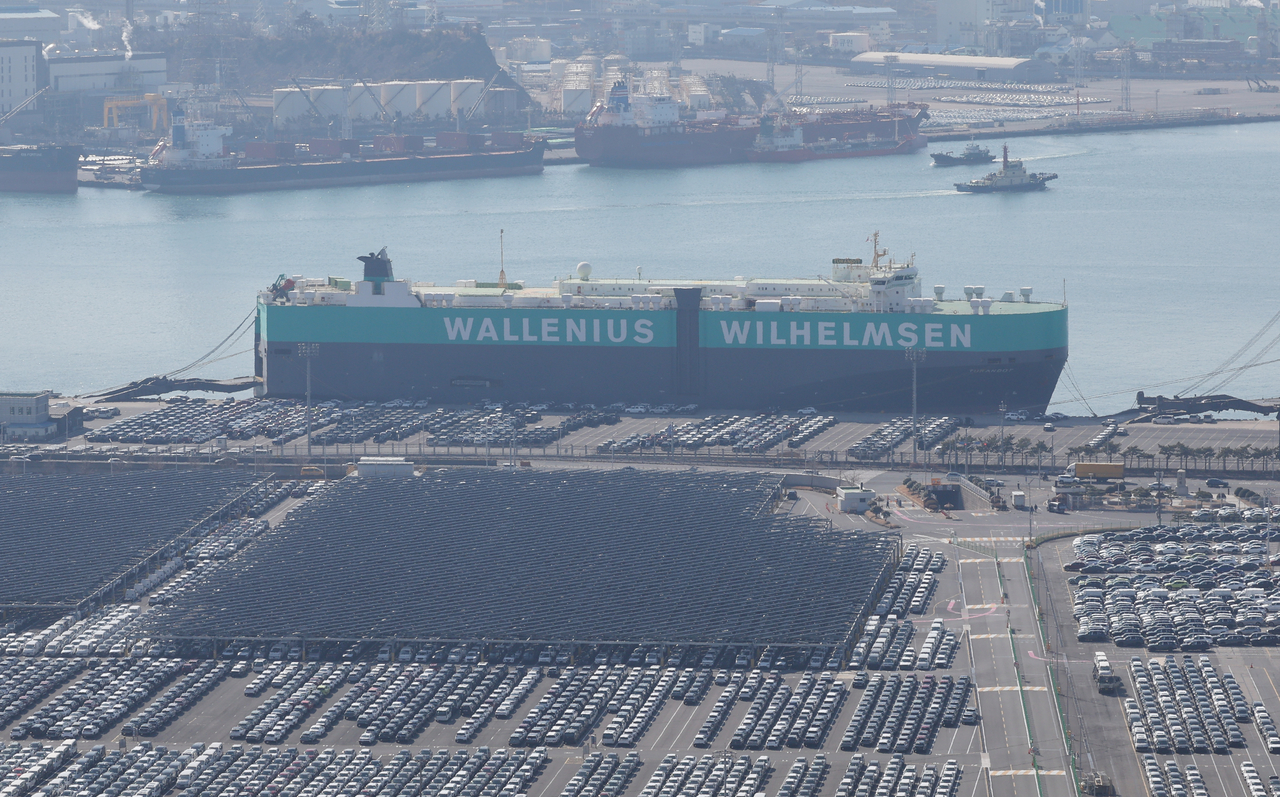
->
849 51 1057 82
46 52 167 93
0 39 43 117
0 7 60 41
0 390 55 440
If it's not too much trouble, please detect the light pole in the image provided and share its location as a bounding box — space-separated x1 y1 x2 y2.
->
905 348 925 462
1155 470 1164 526
998 400 1007 468
297 343 320 460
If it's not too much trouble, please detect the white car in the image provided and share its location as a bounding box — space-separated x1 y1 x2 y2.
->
797 407 817 415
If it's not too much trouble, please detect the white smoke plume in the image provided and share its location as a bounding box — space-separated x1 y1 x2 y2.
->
122 19 133 60
68 10 101 29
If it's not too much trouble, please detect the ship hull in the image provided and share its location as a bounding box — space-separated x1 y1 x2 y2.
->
575 108 927 168
955 181 1050 193
931 153 995 166
140 145 545 194
749 134 926 163
0 145 82 194
258 303 1068 415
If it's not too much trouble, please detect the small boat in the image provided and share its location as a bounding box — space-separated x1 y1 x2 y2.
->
955 145 1057 193
931 141 996 166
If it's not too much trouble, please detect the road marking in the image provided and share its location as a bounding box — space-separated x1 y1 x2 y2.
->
969 633 1035 639
958 557 1026 563
990 770 1066 776
968 603 1028 609
958 536 1030 542
979 686 1048 692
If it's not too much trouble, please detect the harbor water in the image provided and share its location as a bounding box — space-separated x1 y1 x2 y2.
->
2 121 1278 415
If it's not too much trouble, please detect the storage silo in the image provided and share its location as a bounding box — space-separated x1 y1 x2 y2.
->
308 86 346 119
380 81 419 118
347 85 382 120
416 80 451 119
450 79 485 117
272 87 312 127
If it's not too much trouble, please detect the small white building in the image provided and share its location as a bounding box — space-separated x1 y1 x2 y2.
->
1 391 56 440
837 484 877 513
357 456 415 478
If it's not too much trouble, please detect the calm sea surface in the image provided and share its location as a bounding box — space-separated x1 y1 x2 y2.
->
3 122 1278 414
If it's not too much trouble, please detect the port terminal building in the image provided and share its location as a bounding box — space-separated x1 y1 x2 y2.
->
848 51 1056 82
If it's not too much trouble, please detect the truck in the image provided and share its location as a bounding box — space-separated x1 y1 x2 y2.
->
1011 491 1027 509
1065 462 1124 481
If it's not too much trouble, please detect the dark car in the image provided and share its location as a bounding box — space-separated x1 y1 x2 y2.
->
1206 478 1229 488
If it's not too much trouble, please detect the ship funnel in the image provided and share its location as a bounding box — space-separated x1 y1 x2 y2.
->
963 286 974 300
1020 287 1033 303
973 286 985 299
970 298 981 315
358 247 394 287
934 285 945 301
980 298 992 315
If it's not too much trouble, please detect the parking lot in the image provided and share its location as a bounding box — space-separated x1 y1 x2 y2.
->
19 399 1277 481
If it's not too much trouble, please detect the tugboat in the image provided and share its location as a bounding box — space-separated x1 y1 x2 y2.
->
954 145 1057 192
931 141 995 166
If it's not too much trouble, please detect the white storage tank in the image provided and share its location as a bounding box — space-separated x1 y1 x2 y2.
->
272 87 311 126
347 86 381 120
308 85 346 119
416 80 451 118
549 58 570 79
450 79 485 116
380 81 419 117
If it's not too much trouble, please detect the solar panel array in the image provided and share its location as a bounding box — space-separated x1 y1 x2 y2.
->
0 471 262 606
142 470 898 646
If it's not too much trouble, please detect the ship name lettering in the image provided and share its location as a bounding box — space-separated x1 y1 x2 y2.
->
925 323 943 347
842 323 858 346
443 317 474 341
719 320 751 345
896 323 918 348
522 318 538 342
633 319 654 344
541 318 559 342
790 322 810 346
770 322 785 345
607 319 627 343
503 318 519 342
477 318 498 341
567 319 587 342
951 323 971 348
862 323 893 347
818 322 836 346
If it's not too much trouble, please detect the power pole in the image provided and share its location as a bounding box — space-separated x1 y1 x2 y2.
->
1120 47 1132 112
794 57 803 98
766 29 777 89
298 343 320 459
906 348 925 457
883 54 899 105
1072 42 1084 88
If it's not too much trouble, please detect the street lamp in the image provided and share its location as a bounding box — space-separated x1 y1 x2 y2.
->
998 400 1008 467
905 348 926 462
297 343 321 459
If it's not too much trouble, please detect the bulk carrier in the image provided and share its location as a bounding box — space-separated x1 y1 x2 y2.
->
255 236 1068 413
139 116 543 194
574 81 928 168
0 145 82 193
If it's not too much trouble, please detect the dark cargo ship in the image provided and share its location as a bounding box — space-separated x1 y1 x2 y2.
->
0 145 82 193
574 82 928 168
256 236 1068 414
139 118 544 194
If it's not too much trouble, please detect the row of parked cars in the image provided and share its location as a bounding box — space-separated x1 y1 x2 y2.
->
560 750 640 797
1141 756 1208 797
8 657 180 741
639 753 769 797
0 657 86 732
838 753 963 797
840 672 969 755
1069 525 1280 650
511 664 669 749
1126 655 1257 756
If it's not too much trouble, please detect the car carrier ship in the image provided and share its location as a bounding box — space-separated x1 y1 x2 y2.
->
255 235 1068 413
0 144 82 193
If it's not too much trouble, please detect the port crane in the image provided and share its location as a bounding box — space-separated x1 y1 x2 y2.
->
0 86 48 128
1246 76 1279 93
